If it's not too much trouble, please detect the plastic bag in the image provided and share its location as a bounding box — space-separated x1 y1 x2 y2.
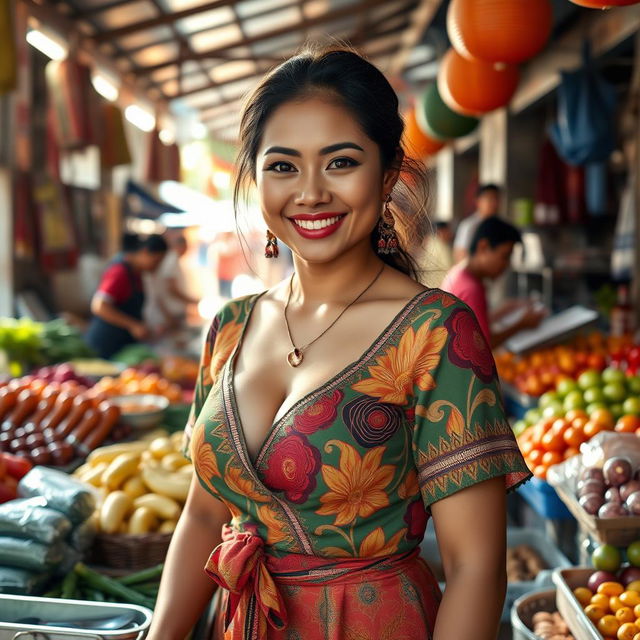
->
550 40 616 166
0 536 63 572
18 466 96 524
0 567 48 595
68 518 96 553
547 432 640 493
0 497 72 544
54 542 82 577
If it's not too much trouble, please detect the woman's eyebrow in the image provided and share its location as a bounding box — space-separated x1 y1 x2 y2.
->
263 142 365 157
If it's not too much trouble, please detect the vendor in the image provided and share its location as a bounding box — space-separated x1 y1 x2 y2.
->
442 217 546 348
86 234 168 359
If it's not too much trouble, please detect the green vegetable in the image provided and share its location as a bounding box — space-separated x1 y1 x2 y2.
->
60 570 78 599
85 588 105 601
111 344 158 366
135 583 159 597
73 563 154 609
116 564 164 586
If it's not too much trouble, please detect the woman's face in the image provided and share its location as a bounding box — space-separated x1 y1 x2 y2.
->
255 97 397 265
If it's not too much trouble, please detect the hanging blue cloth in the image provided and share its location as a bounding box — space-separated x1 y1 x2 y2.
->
550 40 616 166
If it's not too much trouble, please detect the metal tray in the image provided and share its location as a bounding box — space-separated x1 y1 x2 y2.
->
0 594 151 640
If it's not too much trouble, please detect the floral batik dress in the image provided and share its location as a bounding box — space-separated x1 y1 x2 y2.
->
183 288 531 640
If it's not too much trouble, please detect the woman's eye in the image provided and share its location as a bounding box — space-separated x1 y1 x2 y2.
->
328 157 358 170
266 161 296 173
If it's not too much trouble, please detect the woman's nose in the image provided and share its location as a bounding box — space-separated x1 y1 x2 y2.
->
293 173 331 207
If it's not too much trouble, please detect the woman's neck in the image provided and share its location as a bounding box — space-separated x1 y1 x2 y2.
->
290 250 384 307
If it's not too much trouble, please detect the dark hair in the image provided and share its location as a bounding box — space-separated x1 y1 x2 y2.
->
476 183 501 198
121 232 141 253
434 221 450 231
140 234 168 254
233 45 430 279
469 217 522 255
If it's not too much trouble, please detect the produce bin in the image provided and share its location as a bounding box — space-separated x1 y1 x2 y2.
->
0 594 152 639
510 589 557 640
554 482 640 546
517 476 573 520
420 527 570 622
552 567 601 640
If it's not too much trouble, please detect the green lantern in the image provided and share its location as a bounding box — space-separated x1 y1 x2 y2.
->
418 83 479 140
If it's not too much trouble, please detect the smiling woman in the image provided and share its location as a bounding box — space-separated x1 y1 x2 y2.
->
145 45 531 640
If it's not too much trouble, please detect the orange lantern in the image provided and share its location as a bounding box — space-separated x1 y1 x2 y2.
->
448 0 552 64
403 108 445 159
438 48 519 116
570 0 639 6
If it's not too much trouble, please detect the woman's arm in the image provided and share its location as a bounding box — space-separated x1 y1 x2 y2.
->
430 476 507 640
90 296 148 340
145 476 231 640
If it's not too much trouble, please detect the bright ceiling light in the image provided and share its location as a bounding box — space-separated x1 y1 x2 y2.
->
92 74 119 102
125 105 156 132
159 129 175 145
26 29 67 61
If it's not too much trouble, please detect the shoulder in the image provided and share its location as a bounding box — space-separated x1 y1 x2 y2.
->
102 262 128 281
205 293 264 342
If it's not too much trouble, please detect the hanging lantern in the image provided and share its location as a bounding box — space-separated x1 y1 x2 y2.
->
418 83 479 141
438 48 519 116
569 0 639 6
403 108 445 159
447 0 552 64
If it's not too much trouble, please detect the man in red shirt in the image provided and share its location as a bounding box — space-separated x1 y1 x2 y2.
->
442 217 545 348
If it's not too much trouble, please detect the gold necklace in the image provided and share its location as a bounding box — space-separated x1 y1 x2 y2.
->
283 264 385 367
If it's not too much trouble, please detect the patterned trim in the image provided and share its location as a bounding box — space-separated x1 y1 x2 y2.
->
255 289 432 468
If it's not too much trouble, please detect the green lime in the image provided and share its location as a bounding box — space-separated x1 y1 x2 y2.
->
627 541 640 567
592 544 622 572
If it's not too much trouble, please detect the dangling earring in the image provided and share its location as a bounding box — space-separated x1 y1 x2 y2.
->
265 230 279 258
377 194 398 255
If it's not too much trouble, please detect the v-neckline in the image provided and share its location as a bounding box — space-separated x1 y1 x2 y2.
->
224 287 432 470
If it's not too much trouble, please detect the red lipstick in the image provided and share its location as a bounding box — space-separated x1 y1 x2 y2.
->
288 213 347 240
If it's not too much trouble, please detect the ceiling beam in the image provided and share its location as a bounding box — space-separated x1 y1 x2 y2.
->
93 0 239 42
132 0 394 76
387 0 442 75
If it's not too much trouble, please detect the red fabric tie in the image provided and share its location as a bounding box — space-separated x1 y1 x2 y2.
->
204 525 287 639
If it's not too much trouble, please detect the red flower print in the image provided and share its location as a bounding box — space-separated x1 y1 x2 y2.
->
445 308 496 383
422 289 457 308
262 434 321 504
294 390 343 434
403 498 428 540
342 395 404 448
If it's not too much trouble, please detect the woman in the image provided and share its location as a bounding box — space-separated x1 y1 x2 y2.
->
86 233 167 359
146 47 530 640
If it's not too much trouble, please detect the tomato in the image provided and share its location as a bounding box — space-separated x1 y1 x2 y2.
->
564 446 580 460
0 453 32 480
597 614 620 637
584 420 606 440
528 448 544 466
520 439 534 456
592 408 616 430
573 416 589 431
542 451 563 466
533 464 548 480
541 429 565 452
618 416 640 433
564 426 585 448
566 408 589 423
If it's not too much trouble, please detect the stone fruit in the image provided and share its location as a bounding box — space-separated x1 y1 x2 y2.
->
604 458 633 487
622 482 640 502
588 570 619 592
606 487 623 503
620 568 640 588
578 479 605 497
626 492 640 516
580 493 605 515
581 467 605 483
593 545 622 572
599 502 628 518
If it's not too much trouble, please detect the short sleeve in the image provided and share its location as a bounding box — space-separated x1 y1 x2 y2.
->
452 218 472 250
97 263 131 305
411 298 530 509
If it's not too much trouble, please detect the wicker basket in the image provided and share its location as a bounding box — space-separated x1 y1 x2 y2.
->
89 531 172 570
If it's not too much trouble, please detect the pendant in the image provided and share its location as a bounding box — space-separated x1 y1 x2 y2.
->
287 348 303 367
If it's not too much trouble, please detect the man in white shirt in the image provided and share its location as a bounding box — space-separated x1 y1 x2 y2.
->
453 184 502 263
145 234 199 330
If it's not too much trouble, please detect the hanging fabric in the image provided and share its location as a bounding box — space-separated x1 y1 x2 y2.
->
550 40 616 165
100 101 131 168
144 130 180 183
0 0 16 94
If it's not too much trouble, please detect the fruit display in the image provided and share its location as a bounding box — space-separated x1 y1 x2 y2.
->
73 430 191 536
576 458 640 519
91 368 184 404
160 355 199 389
530 611 574 639
506 544 547 581
0 378 124 467
30 363 94 387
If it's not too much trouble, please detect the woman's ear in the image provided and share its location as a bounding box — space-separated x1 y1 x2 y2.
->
382 148 404 195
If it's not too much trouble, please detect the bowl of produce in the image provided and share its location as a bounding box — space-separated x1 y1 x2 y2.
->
109 394 169 430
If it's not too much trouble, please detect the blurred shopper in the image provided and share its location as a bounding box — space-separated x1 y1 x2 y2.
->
145 233 199 330
147 47 529 640
86 234 167 359
442 217 545 348
420 220 454 288
211 230 246 298
453 184 502 263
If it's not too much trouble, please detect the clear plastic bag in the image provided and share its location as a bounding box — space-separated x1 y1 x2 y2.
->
68 518 96 553
0 497 72 545
0 567 49 595
18 466 97 524
0 536 63 572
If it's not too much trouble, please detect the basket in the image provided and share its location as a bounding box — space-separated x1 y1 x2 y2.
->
510 589 557 640
552 567 601 640
554 482 640 546
517 476 573 520
90 531 172 570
